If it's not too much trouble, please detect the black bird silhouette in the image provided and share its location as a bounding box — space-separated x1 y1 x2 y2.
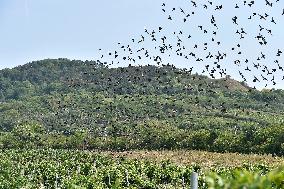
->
277 49 282 56
253 76 260 82
232 16 238 25
191 1 197 7
248 1 255 7
271 17 276 24
258 14 266 20
265 0 273 7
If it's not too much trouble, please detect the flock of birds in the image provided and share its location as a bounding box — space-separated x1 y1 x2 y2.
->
97 0 284 89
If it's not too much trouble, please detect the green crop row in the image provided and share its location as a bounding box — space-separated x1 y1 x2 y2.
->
0 149 283 189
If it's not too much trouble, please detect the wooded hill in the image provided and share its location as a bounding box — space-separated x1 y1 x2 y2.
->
1 59 284 155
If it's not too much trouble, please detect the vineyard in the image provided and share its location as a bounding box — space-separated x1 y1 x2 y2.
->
0 149 283 189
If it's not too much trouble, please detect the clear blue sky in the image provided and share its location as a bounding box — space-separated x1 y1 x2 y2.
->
0 0 283 89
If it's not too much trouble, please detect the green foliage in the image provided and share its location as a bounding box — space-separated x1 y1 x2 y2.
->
212 131 245 153
1 59 284 155
206 166 284 189
0 149 282 189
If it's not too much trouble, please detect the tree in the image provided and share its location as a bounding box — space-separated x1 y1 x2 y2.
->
12 122 45 148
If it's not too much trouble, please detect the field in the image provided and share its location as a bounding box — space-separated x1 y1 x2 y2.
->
103 150 284 169
1 149 284 189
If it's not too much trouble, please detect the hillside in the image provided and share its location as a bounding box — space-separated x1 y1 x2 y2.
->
1 59 284 155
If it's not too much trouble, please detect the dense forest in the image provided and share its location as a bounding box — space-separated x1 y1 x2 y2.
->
1 59 284 155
